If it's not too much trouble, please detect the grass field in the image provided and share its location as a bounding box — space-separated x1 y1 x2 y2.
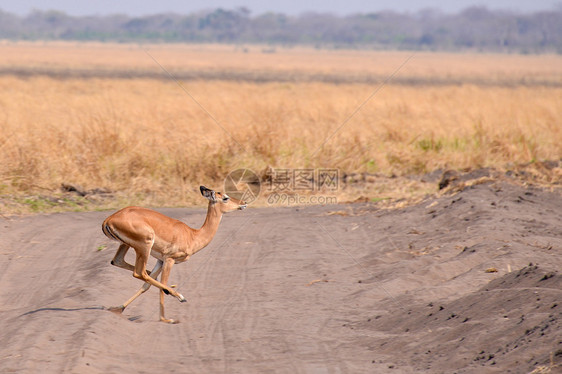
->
0 42 561 213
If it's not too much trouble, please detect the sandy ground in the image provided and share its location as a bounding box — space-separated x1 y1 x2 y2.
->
0 179 560 373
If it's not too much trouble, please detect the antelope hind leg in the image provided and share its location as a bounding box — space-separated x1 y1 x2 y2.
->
108 260 163 314
110 244 135 272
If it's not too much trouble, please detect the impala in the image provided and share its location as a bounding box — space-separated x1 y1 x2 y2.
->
102 185 246 323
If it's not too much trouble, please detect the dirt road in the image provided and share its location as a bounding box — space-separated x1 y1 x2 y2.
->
0 181 560 373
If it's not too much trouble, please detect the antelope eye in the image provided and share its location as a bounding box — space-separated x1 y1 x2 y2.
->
222 196 230 202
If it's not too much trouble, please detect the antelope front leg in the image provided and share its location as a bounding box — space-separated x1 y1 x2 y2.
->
159 257 181 324
108 260 163 314
132 251 185 303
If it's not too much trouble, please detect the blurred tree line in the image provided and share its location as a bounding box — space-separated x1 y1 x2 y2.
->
0 6 561 53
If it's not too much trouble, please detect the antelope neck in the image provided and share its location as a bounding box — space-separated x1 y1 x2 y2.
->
192 202 223 253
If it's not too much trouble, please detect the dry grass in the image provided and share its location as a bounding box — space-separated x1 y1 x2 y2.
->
1 41 561 85
0 42 561 213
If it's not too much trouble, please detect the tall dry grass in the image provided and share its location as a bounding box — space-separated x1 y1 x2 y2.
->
0 43 561 211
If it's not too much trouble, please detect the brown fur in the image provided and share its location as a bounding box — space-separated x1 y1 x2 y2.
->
102 186 246 323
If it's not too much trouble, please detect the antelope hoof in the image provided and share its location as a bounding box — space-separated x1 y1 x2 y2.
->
107 305 125 314
160 317 180 324
178 293 186 303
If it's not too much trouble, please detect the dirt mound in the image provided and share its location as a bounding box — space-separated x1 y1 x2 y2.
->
357 265 561 372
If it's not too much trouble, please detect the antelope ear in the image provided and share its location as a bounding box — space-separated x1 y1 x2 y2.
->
200 185 217 202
